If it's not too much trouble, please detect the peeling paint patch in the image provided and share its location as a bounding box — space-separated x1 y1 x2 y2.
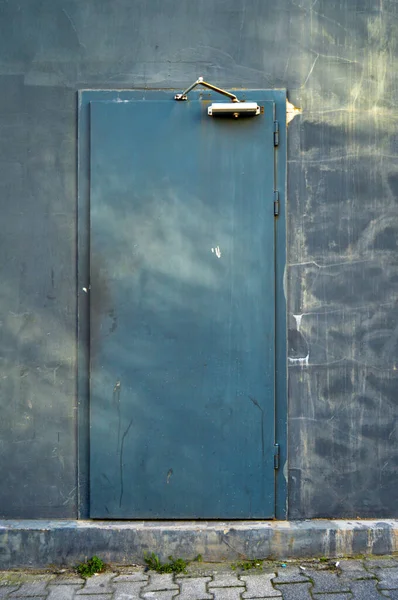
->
286 99 302 124
211 246 221 258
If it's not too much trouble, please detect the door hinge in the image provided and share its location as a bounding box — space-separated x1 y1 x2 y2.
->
273 443 280 469
273 121 279 146
274 191 280 216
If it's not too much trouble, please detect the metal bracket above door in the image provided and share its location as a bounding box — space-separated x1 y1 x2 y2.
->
175 76 261 118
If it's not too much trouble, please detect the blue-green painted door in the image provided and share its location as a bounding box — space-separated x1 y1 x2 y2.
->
89 96 276 518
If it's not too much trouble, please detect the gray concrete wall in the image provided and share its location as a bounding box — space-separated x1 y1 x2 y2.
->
0 0 397 519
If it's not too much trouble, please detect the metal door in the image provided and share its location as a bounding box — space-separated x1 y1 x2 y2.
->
88 95 277 518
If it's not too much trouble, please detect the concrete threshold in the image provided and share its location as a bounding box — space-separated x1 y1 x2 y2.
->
1 520 398 568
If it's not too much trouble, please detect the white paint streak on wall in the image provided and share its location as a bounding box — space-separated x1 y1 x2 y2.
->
286 99 302 124
288 354 309 367
293 314 304 331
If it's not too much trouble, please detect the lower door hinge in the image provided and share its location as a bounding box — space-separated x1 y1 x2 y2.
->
273 121 279 146
273 443 280 469
274 191 280 216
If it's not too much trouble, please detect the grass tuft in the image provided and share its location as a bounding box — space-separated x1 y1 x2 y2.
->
144 553 188 574
231 559 264 571
76 556 105 578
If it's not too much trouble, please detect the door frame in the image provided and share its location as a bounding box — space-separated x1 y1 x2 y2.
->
77 88 287 519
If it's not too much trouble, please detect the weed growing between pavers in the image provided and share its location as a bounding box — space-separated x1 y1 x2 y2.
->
76 556 105 578
231 559 264 571
143 552 189 574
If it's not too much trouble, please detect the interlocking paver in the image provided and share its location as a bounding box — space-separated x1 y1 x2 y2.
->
76 575 115 595
0 579 54 586
312 595 351 600
47 586 82 600
240 573 281 598
375 568 398 589
9 557 398 600
9 583 50 597
51 576 85 586
271 568 309 584
141 592 179 600
113 581 145 600
209 575 245 588
0 588 19 599
383 590 398 598
273 583 312 600
6 598 46 600
74 595 112 600
175 576 212 600
366 559 398 570
305 569 350 593
351 579 386 599
113 574 148 583
338 559 374 579
210 588 244 600
143 574 179 591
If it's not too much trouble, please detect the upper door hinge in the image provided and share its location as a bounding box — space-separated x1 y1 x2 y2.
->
273 443 280 469
273 121 279 146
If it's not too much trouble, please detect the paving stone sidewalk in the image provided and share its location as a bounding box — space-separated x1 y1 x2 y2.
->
2 557 398 600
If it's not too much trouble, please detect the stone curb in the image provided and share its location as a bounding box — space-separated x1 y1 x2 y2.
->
1 520 398 568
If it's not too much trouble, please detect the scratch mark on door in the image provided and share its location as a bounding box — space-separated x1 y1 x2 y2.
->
101 472 112 484
211 246 222 258
248 396 265 458
119 418 133 508
166 468 173 484
113 380 121 453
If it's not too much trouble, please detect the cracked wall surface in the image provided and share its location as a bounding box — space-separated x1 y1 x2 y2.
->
0 0 397 518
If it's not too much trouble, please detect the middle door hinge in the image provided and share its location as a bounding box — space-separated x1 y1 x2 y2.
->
274 191 280 216
273 121 279 146
273 443 280 469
